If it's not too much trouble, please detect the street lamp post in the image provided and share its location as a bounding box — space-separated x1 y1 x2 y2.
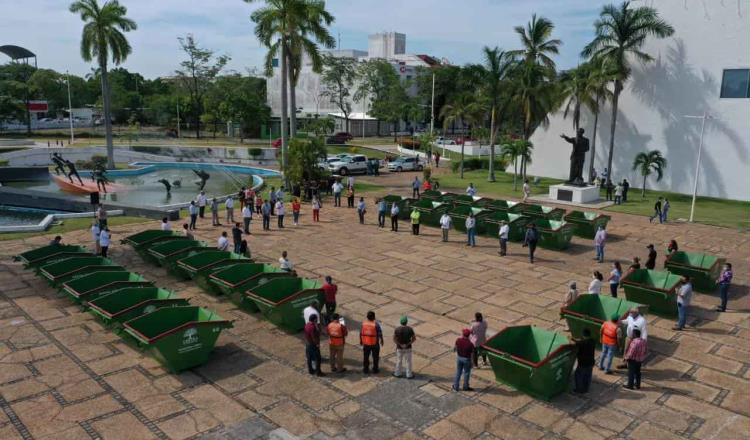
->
66 71 74 145
682 112 715 223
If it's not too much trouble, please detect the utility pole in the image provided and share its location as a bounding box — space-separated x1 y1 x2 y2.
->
66 71 74 145
682 112 715 222
430 71 435 136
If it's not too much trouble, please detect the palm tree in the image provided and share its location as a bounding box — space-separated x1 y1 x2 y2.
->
584 57 615 182
508 14 562 71
478 46 514 182
501 139 524 190
440 94 483 179
69 0 136 169
632 149 667 197
559 63 596 132
583 1 674 184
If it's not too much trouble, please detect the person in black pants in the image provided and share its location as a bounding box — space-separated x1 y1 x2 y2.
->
304 315 325 377
573 328 595 393
523 223 538 263
622 178 630 202
360 311 383 374
232 223 243 254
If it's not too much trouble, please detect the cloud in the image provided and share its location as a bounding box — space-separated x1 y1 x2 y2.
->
0 0 610 78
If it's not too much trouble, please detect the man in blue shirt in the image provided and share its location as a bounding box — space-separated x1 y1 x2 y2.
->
262 200 272 230
377 199 387 228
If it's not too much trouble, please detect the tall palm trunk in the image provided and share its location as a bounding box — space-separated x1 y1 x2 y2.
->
606 81 622 185
288 51 297 138
642 174 647 197
588 95 600 183
488 107 496 182
99 59 115 169
512 156 518 190
280 41 290 186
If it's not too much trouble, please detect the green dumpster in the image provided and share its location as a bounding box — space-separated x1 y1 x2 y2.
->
14 244 88 267
621 269 682 317
38 257 124 287
480 199 521 213
560 295 645 350
88 287 189 327
420 190 443 201
146 239 205 267
664 251 725 293
453 195 491 206
174 251 251 284
563 211 611 238
62 271 153 304
479 211 528 241
410 199 451 227
517 204 565 220
29 251 95 274
480 325 576 400
245 278 323 332
208 264 297 309
121 229 178 248
448 205 488 233
382 195 414 220
122 306 233 373
436 192 461 204
533 219 575 250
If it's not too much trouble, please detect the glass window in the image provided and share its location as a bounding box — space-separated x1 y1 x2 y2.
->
720 69 750 98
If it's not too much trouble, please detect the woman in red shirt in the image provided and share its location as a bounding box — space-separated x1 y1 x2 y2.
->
292 198 301 226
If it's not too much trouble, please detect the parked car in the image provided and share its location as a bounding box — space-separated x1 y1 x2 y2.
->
388 156 424 172
271 138 282 148
435 137 457 146
326 132 353 144
328 154 368 175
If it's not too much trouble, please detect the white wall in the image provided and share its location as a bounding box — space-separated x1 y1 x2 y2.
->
527 0 750 201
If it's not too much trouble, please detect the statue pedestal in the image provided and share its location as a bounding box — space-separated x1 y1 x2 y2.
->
549 184 600 204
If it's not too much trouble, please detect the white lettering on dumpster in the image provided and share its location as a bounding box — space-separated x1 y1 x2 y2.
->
182 328 199 345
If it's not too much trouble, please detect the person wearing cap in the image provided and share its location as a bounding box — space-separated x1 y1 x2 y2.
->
304 314 325 377
618 307 647 369
563 282 579 308
393 316 416 379
327 313 348 373
674 275 693 331
645 244 657 270
599 313 620 374
573 328 596 393
360 311 384 374
453 328 475 391
322 276 338 323
498 220 510 256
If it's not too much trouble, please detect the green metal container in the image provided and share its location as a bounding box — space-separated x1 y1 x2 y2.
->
437 192 461 204
621 269 682 317
481 325 576 400
174 251 251 285
382 195 414 220
517 204 566 220
453 194 490 206
38 257 124 287
420 190 443 201
448 205 487 234
122 230 186 258
245 278 324 332
122 306 233 373
62 271 153 304
479 211 528 241
410 199 451 227
480 199 521 213
14 244 88 268
146 240 204 267
29 252 95 274
88 287 189 327
664 251 725 293
533 219 575 250
564 211 611 238
560 295 645 350
208 264 297 309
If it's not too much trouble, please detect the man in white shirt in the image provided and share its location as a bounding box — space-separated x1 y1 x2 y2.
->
217 231 229 251
332 181 344 207
188 201 198 230
91 222 101 255
466 183 476 197
498 221 510 256
197 191 208 218
522 179 531 202
242 204 253 234
465 214 477 247
225 197 235 223
161 217 171 231
99 227 111 258
674 276 693 331
303 300 321 332
279 250 293 271
390 203 400 232
347 176 355 190
618 307 647 369
439 213 452 242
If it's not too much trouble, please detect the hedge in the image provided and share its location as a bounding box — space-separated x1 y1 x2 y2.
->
451 157 508 173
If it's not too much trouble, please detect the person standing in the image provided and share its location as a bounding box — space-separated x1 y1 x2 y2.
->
327 313 347 373
410 209 420 235
599 314 620 374
522 179 531 202
594 225 607 263
322 276 338 321
617 307 648 370
261 200 271 230
435 152 441 168
439 212 452 242
563 282 578 308
614 182 623 205
498 220 509 256
347 186 355 208
217 231 229 251
91 222 101 255
466 183 476 197
269 186 277 215
412 177 421 199
465 213 476 247
674 276 693 331
304 314 325 376
99 227 111 258
622 178 630 202
393 316 416 379
332 180 343 207
255 194 263 214
661 198 671 223
303 197 317 224
232 223 243 254
239 239 250 258
453 329 474 392
390 202 400 232
377 198 387 228
523 223 538 263
360 311 384 375
303 300 321 328
357 197 366 224
188 201 198 230
210 198 221 226
242 203 253 234
225 197 235 223
608 261 622 298
573 328 596 393
279 250 293 272
197 191 207 218
96 204 108 229
588 271 603 294
716 263 733 312
469 313 488 367
606 180 614 201
238 187 246 211
623 329 647 390
276 200 285 228
649 197 663 223
347 175 355 191
292 198 301 226
645 244 657 270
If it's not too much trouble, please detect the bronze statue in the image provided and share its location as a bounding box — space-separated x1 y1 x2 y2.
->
561 128 590 186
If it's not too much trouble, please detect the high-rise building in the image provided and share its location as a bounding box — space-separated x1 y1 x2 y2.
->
367 32 406 59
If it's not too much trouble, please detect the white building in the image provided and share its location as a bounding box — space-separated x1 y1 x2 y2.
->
368 32 406 59
527 0 750 201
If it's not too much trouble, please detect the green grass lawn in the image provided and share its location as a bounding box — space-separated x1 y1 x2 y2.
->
433 169 750 230
327 145 387 160
0 216 151 241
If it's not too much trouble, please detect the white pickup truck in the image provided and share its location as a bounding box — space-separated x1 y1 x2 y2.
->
327 154 369 175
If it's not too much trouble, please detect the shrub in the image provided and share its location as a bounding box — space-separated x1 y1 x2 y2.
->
451 157 508 173
75 154 108 170
133 145 167 155
248 147 263 158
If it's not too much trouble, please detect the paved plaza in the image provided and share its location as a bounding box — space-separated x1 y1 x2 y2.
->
0 184 748 439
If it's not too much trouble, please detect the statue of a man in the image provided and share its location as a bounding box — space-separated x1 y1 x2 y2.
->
560 128 590 185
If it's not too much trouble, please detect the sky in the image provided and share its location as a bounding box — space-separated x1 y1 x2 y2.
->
1 0 612 78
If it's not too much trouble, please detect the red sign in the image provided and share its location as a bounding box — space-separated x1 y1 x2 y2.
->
27 101 49 112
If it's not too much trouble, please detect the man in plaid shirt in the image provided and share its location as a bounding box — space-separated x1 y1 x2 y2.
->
623 328 647 390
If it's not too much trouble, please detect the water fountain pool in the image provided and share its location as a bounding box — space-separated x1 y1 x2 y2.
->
0 206 67 226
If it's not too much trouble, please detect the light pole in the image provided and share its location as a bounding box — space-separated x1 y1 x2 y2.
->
682 112 715 223
66 71 74 145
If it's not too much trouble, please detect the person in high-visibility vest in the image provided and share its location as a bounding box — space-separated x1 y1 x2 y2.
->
327 313 348 373
599 313 620 373
359 311 384 374
410 209 421 235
